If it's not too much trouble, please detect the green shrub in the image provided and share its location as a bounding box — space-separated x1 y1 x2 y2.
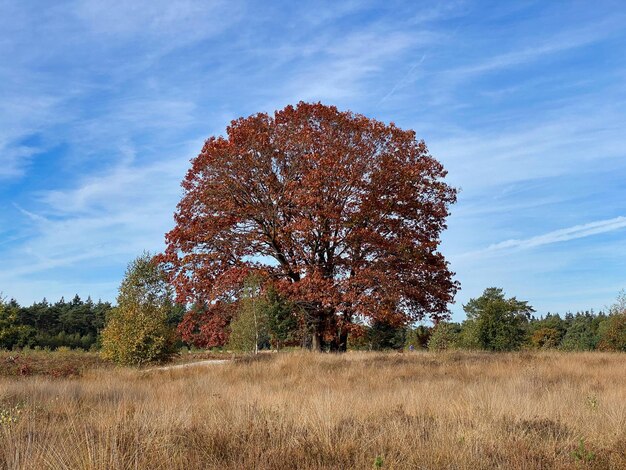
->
428 322 461 351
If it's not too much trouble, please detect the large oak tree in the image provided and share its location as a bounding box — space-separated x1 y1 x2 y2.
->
161 102 458 351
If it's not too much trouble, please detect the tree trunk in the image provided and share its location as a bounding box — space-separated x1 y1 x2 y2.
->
328 330 348 352
253 304 259 355
310 328 322 352
337 330 348 352
306 306 325 352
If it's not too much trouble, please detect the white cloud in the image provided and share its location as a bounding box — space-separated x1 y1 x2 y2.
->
463 217 626 256
0 139 200 281
1 0 625 317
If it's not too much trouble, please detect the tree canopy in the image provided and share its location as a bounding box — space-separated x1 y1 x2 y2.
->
462 287 534 351
161 102 458 351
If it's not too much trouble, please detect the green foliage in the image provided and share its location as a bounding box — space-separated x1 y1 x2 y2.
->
596 290 626 351
227 277 269 353
571 438 595 463
428 322 461 351
100 253 177 366
367 318 406 351
528 313 566 349
0 298 36 349
463 288 534 351
260 286 298 350
457 319 481 349
597 313 626 351
227 279 302 353
344 318 410 351
405 325 432 350
0 294 111 350
561 312 601 351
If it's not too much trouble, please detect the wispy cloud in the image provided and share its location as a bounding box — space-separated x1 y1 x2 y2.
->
1 0 625 316
446 20 621 78
380 54 426 103
462 217 626 257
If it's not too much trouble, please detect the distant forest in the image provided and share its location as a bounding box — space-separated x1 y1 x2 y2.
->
1 291 625 352
0 296 112 350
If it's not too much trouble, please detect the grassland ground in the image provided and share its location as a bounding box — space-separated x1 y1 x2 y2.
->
1 351 625 469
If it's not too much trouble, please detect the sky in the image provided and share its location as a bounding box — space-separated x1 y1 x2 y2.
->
1 0 625 321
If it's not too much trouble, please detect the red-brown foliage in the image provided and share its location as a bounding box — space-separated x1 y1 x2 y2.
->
177 301 234 349
161 102 458 350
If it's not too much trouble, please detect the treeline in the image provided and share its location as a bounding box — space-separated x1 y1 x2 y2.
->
353 311 623 352
0 295 113 350
2 283 625 355
353 288 626 352
217 285 626 354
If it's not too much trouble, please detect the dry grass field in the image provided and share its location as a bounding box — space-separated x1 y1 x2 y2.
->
1 351 625 469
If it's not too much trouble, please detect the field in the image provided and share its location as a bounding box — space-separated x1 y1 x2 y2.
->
0 349 236 379
1 351 625 469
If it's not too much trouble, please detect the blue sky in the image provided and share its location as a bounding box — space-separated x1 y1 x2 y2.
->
1 0 625 320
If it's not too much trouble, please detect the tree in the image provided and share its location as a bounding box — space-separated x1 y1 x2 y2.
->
161 102 458 351
597 314 626 351
457 319 481 349
177 301 234 349
463 288 534 351
530 328 561 349
405 325 432 350
227 276 269 353
14 295 111 350
428 322 461 351
597 291 626 351
0 296 36 349
101 253 178 366
561 312 601 351
528 313 566 348
260 286 299 350
367 318 407 350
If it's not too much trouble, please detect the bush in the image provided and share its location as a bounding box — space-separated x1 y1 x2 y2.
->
428 323 461 351
100 253 177 366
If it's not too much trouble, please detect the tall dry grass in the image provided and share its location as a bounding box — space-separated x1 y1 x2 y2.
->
1 351 625 469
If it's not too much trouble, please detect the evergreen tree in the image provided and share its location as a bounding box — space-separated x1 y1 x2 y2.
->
428 322 461 351
463 288 534 351
561 312 600 351
260 286 298 350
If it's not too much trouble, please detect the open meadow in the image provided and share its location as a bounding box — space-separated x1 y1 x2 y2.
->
1 351 625 469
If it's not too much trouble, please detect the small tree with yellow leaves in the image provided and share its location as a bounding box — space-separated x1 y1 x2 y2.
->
101 252 177 366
